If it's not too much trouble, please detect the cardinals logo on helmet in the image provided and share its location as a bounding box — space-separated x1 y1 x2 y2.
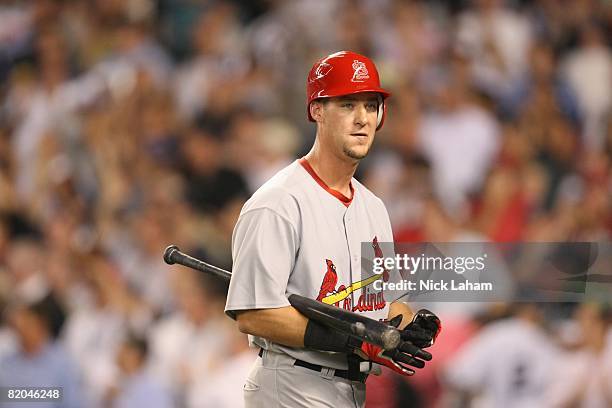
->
351 60 370 82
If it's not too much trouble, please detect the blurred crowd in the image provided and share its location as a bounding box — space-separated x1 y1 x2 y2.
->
0 0 610 407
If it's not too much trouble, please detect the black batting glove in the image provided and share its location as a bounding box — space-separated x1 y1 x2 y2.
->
400 309 441 348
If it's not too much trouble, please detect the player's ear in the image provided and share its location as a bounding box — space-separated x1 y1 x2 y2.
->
310 100 325 122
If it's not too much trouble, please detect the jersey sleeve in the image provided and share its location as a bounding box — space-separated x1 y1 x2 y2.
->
225 207 299 319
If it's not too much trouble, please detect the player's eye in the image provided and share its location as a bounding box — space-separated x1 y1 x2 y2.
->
341 102 354 109
366 103 378 112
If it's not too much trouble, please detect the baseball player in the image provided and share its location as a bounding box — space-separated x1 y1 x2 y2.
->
225 51 441 408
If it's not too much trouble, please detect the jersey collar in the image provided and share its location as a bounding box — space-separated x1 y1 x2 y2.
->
299 158 354 207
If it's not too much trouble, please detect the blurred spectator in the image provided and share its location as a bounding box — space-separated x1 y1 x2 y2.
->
0 2 34 81
373 0 446 83
111 19 172 89
61 255 129 407
5 238 48 303
0 294 84 408
179 126 248 215
417 59 500 216
0 294 17 360
148 270 229 404
110 209 180 313
502 42 580 125
173 3 249 122
395 307 480 408
186 318 256 408
0 1 609 406
546 303 612 407
561 23 612 151
444 304 560 407
239 117 301 191
456 0 533 100
109 334 173 408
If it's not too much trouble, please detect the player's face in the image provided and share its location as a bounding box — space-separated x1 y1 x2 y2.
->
321 92 380 160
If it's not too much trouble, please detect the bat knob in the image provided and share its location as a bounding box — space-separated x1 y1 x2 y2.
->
163 245 180 265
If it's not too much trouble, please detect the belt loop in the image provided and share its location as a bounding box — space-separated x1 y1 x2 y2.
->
320 367 335 380
259 348 269 367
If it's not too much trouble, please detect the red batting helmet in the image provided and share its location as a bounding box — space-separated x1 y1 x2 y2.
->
307 51 391 130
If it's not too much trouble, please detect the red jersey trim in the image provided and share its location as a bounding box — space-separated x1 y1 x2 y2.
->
299 158 354 207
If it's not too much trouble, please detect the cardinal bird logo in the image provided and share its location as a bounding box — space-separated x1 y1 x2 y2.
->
315 237 389 311
316 259 338 301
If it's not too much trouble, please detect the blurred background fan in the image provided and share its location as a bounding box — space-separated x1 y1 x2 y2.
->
0 0 610 407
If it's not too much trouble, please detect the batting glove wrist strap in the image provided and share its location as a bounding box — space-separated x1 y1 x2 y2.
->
303 318 351 352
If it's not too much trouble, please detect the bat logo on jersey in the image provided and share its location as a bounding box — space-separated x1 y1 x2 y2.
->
351 60 370 82
316 236 388 312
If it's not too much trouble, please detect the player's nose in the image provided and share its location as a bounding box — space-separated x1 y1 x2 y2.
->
353 104 367 127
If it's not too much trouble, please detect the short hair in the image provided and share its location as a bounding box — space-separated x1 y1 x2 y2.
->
28 294 66 339
123 333 149 359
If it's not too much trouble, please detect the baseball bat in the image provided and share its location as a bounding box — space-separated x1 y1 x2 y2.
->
163 245 401 350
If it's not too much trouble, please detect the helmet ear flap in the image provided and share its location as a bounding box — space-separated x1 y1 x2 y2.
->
376 95 386 130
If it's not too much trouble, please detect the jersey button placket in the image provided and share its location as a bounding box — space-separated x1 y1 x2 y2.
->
342 212 353 290
343 210 360 307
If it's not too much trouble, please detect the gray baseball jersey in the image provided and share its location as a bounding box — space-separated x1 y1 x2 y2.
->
225 158 394 370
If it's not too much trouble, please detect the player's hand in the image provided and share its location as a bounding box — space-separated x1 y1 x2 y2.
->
356 340 432 377
381 314 403 328
400 309 442 348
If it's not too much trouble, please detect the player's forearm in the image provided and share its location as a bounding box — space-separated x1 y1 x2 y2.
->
388 301 414 329
236 306 308 348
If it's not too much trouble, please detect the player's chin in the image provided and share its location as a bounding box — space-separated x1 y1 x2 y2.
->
343 145 371 160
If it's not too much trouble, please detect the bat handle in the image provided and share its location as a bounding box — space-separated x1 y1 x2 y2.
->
163 244 232 282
